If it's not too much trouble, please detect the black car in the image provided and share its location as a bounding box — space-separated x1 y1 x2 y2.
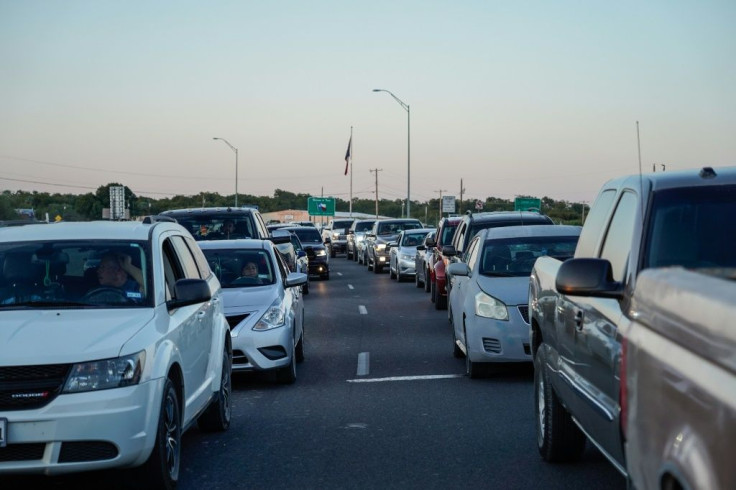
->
282 226 330 280
160 206 269 240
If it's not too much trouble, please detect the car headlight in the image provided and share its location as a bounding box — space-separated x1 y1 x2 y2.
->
253 298 286 330
376 243 386 252
401 253 414 261
63 351 145 393
475 291 508 320
315 249 327 257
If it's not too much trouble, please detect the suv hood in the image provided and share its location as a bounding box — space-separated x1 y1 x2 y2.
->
476 276 530 306
0 309 155 365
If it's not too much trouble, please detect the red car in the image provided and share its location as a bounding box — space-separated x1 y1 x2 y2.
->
429 217 461 310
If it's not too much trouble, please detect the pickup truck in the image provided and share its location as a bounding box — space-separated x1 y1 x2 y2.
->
625 267 736 490
529 166 736 477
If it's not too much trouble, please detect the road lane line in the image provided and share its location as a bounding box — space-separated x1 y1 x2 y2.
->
358 305 367 314
348 284 354 290
347 374 464 383
356 352 370 376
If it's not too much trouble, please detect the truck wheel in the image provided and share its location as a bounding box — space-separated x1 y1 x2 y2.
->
415 272 422 288
534 348 586 462
424 269 432 292
435 289 447 310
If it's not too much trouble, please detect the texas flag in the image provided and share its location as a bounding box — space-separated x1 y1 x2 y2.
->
344 136 352 175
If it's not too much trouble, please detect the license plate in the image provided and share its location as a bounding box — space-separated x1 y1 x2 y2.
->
0 418 6 447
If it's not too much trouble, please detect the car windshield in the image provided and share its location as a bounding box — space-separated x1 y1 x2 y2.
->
401 231 430 247
174 215 257 241
333 221 354 229
644 184 736 274
0 240 152 308
377 221 422 235
201 248 275 288
355 221 375 232
290 227 322 244
480 236 580 277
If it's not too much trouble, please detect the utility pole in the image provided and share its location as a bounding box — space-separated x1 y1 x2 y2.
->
370 168 383 218
435 189 448 222
459 179 466 214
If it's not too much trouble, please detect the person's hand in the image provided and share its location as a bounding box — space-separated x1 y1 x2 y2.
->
117 254 133 273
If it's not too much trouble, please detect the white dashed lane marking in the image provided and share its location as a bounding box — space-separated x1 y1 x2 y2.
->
358 305 367 314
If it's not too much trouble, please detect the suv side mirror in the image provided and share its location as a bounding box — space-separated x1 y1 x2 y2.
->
168 278 211 310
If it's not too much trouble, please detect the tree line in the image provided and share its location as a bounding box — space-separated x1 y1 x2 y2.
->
0 183 588 226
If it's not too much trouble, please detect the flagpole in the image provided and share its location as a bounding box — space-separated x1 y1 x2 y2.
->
349 126 353 217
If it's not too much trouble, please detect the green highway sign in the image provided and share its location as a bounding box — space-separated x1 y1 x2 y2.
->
307 197 335 216
514 197 542 212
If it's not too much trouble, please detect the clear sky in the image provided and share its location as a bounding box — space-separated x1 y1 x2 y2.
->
1 0 734 206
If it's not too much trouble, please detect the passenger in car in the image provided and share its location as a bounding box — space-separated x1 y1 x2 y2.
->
238 261 263 284
95 253 145 298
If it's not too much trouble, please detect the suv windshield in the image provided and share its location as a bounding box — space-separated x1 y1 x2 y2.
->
0 240 151 307
354 221 375 232
290 227 322 245
172 215 258 241
377 221 422 235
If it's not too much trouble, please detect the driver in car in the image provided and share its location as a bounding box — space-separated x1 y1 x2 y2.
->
95 253 144 301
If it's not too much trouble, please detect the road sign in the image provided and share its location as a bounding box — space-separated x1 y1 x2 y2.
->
307 197 335 216
514 197 542 212
441 195 456 213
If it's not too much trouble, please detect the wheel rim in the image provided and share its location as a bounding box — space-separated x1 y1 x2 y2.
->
536 369 546 447
163 391 180 478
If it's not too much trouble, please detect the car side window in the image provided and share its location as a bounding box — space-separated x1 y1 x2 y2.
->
600 191 638 282
184 236 212 279
254 212 269 239
162 239 183 301
466 236 481 272
576 189 616 258
170 236 201 279
274 249 289 281
453 222 467 251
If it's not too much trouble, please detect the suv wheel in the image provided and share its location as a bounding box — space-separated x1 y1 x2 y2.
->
198 340 232 432
138 378 181 489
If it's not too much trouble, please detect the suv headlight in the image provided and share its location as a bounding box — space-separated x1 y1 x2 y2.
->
315 248 327 257
376 243 386 252
332 232 340 239
253 298 286 330
475 292 508 320
63 351 145 393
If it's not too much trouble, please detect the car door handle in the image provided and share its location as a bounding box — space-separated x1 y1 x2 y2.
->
574 310 583 330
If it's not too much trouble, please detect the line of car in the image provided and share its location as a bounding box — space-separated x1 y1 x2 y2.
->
0 206 328 487
337 211 582 377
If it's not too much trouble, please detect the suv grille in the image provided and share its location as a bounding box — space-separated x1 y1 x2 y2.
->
0 364 71 410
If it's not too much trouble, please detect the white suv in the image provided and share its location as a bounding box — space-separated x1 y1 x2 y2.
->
0 218 232 488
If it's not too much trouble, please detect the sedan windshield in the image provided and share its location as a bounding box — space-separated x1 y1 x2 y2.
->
480 236 579 277
0 240 151 307
202 249 275 288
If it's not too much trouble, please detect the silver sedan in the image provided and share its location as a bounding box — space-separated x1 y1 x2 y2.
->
388 228 435 282
198 239 307 384
447 225 581 377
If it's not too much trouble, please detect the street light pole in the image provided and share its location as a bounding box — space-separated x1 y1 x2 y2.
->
373 89 410 218
213 137 239 207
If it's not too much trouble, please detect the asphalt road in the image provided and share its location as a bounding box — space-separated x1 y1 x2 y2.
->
5 254 626 489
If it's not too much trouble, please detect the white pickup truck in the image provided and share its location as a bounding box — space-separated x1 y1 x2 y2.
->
529 166 736 478
625 267 736 490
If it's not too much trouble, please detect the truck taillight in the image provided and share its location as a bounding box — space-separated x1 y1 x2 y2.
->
620 336 628 439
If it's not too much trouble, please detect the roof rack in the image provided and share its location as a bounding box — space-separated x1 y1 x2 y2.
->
142 215 178 224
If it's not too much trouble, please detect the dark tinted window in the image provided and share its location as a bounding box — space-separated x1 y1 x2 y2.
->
644 184 736 271
290 227 322 244
354 221 375 232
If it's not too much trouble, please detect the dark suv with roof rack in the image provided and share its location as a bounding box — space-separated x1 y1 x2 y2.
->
160 207 269 241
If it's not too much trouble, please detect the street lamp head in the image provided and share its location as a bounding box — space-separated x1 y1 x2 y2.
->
372 89 383 92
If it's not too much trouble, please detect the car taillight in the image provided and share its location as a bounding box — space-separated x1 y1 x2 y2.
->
619 336 628 439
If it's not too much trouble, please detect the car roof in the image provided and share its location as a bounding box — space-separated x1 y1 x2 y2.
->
0 220 181 242
465 211 552 224
161 207 258 216
196 239 271 251
481 224 582 240
401 227 436 234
